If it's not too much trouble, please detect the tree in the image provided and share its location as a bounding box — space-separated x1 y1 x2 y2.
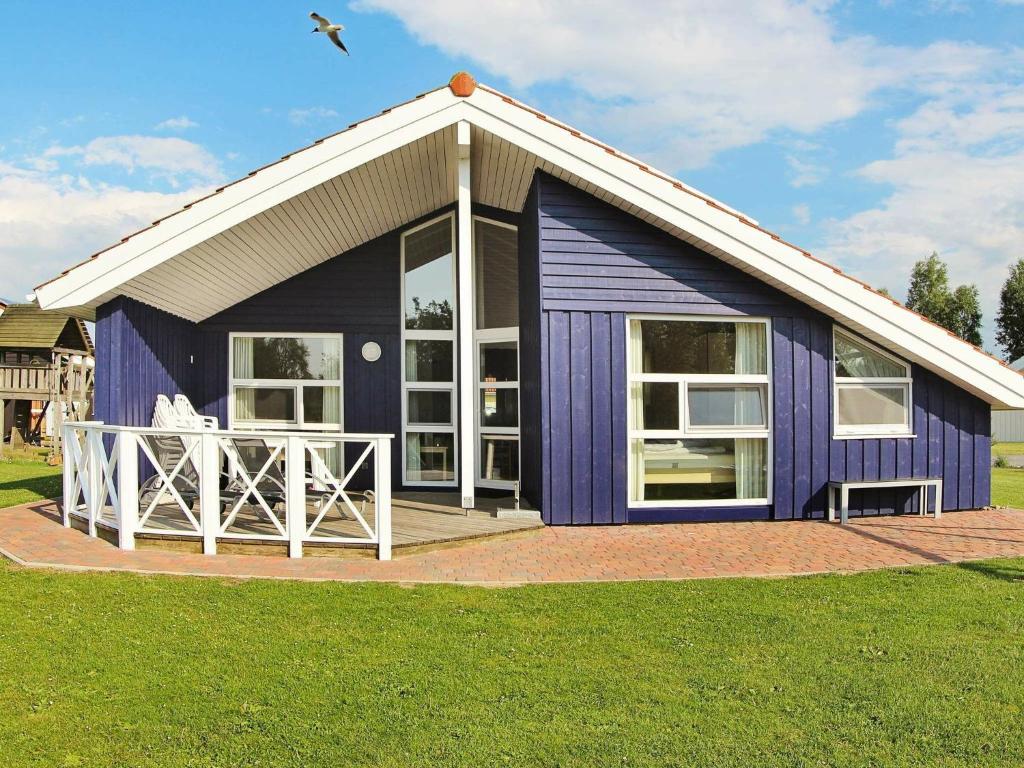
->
904 251 982 346
947 284 982 347
996 259 1024 362
905 252 951 322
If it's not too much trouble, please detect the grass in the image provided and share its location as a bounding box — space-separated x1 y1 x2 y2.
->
993 467 1024 507
0 452 1022 765
992 442 1024 458
0 452 61 509
0 559 1022 767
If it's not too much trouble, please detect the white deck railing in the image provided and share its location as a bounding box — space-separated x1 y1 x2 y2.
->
61 422 393 560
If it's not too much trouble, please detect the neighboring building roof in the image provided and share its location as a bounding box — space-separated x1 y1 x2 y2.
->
32 72 1024 408
1011 356 1024 371
0 304 93 354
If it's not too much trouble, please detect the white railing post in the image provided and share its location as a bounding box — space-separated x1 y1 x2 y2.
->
117 430 138 550
286 435 305 558
200 432 219 555
86 429 103 538
61 424 75 527
376 438 392 561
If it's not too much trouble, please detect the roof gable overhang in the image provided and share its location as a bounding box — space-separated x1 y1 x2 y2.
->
34 78 1024 408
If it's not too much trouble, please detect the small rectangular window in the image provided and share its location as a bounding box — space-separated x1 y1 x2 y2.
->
687 385 767 429
832 329 912 437
230 334 342 429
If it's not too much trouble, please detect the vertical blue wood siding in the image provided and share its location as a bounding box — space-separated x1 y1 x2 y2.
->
93 171 992 525
524 172 991 524
94 297 199 427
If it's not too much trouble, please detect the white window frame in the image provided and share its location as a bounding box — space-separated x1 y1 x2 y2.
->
626 314 773 508
473 215 521 490
475 327 520 490
400 212 458 487
832 327 913 439
228 331 344 431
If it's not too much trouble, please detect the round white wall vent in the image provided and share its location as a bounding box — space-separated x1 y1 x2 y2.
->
361 341 382 362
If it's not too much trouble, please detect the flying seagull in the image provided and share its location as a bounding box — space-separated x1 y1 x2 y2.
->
310 12 349 55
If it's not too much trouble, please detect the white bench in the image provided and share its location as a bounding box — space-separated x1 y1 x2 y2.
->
827 479 943 525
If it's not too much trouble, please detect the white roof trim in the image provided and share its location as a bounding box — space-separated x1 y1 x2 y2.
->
35 81 1024 408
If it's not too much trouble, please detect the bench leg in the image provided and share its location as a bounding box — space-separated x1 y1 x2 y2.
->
840 487 850 526
827 486 835 522
918 484 926 516
934 480 942 519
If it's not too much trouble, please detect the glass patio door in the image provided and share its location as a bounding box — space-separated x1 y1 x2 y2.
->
476 332 519 489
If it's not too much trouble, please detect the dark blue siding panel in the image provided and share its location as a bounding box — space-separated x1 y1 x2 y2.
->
547 311 573 525
609 314 629 523
808 321 830 518
569 313 593 524
959 397 974 510
590 313 613 524
773 318 795 520
943 383 958 509
974 405 991 508
791 318 812 518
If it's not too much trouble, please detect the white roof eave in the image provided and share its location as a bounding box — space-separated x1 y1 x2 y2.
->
33 83 1024 408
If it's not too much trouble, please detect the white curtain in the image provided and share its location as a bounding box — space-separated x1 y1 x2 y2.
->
233 337 254 378
735 438 766 499
629 321 646 501
232 337 255 421
629 321 645 431
630 439 646 502
320 386 341 425
734 325 766 499
835 333 903 378
735 323 766 375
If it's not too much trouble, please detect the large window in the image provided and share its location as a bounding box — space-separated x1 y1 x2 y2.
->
833 329 912 437
230 333 342 429
402 214 457 485
474 216 520 489
627 317 771 506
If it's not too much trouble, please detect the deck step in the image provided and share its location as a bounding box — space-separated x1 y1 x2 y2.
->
391 494 541 521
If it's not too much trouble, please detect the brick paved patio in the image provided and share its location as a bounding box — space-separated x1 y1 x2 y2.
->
2 500 1024 584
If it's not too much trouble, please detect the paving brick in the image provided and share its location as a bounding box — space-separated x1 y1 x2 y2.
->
1 501 1023 584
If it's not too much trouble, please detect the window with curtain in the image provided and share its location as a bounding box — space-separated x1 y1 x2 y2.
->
230 333 342 429
627 317 771 506
833 329 912 437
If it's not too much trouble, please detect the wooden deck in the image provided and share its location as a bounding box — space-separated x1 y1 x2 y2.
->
136 494 543 552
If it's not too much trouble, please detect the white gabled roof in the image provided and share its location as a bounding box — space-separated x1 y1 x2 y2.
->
34 74 1024 408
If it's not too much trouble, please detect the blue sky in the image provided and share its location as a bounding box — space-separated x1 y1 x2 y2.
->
1 1 1022 351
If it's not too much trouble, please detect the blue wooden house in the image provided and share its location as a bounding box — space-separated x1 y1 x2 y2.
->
35 73 1024 553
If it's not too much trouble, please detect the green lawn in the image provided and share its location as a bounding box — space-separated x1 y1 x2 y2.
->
0 453 61 509
0 558 1022 767
1 455 1023 766
992 441 1024 458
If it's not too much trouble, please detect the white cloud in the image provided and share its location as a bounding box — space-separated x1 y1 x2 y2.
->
793 203 812 225
0 132 224 301
353 0 1000 169
39 135 222 187
786 155 828 187
288 106 340 125
0 164 213 301
155 115 199 131
821 85 1024 349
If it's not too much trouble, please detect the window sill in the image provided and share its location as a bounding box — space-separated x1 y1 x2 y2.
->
832 433 915 441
